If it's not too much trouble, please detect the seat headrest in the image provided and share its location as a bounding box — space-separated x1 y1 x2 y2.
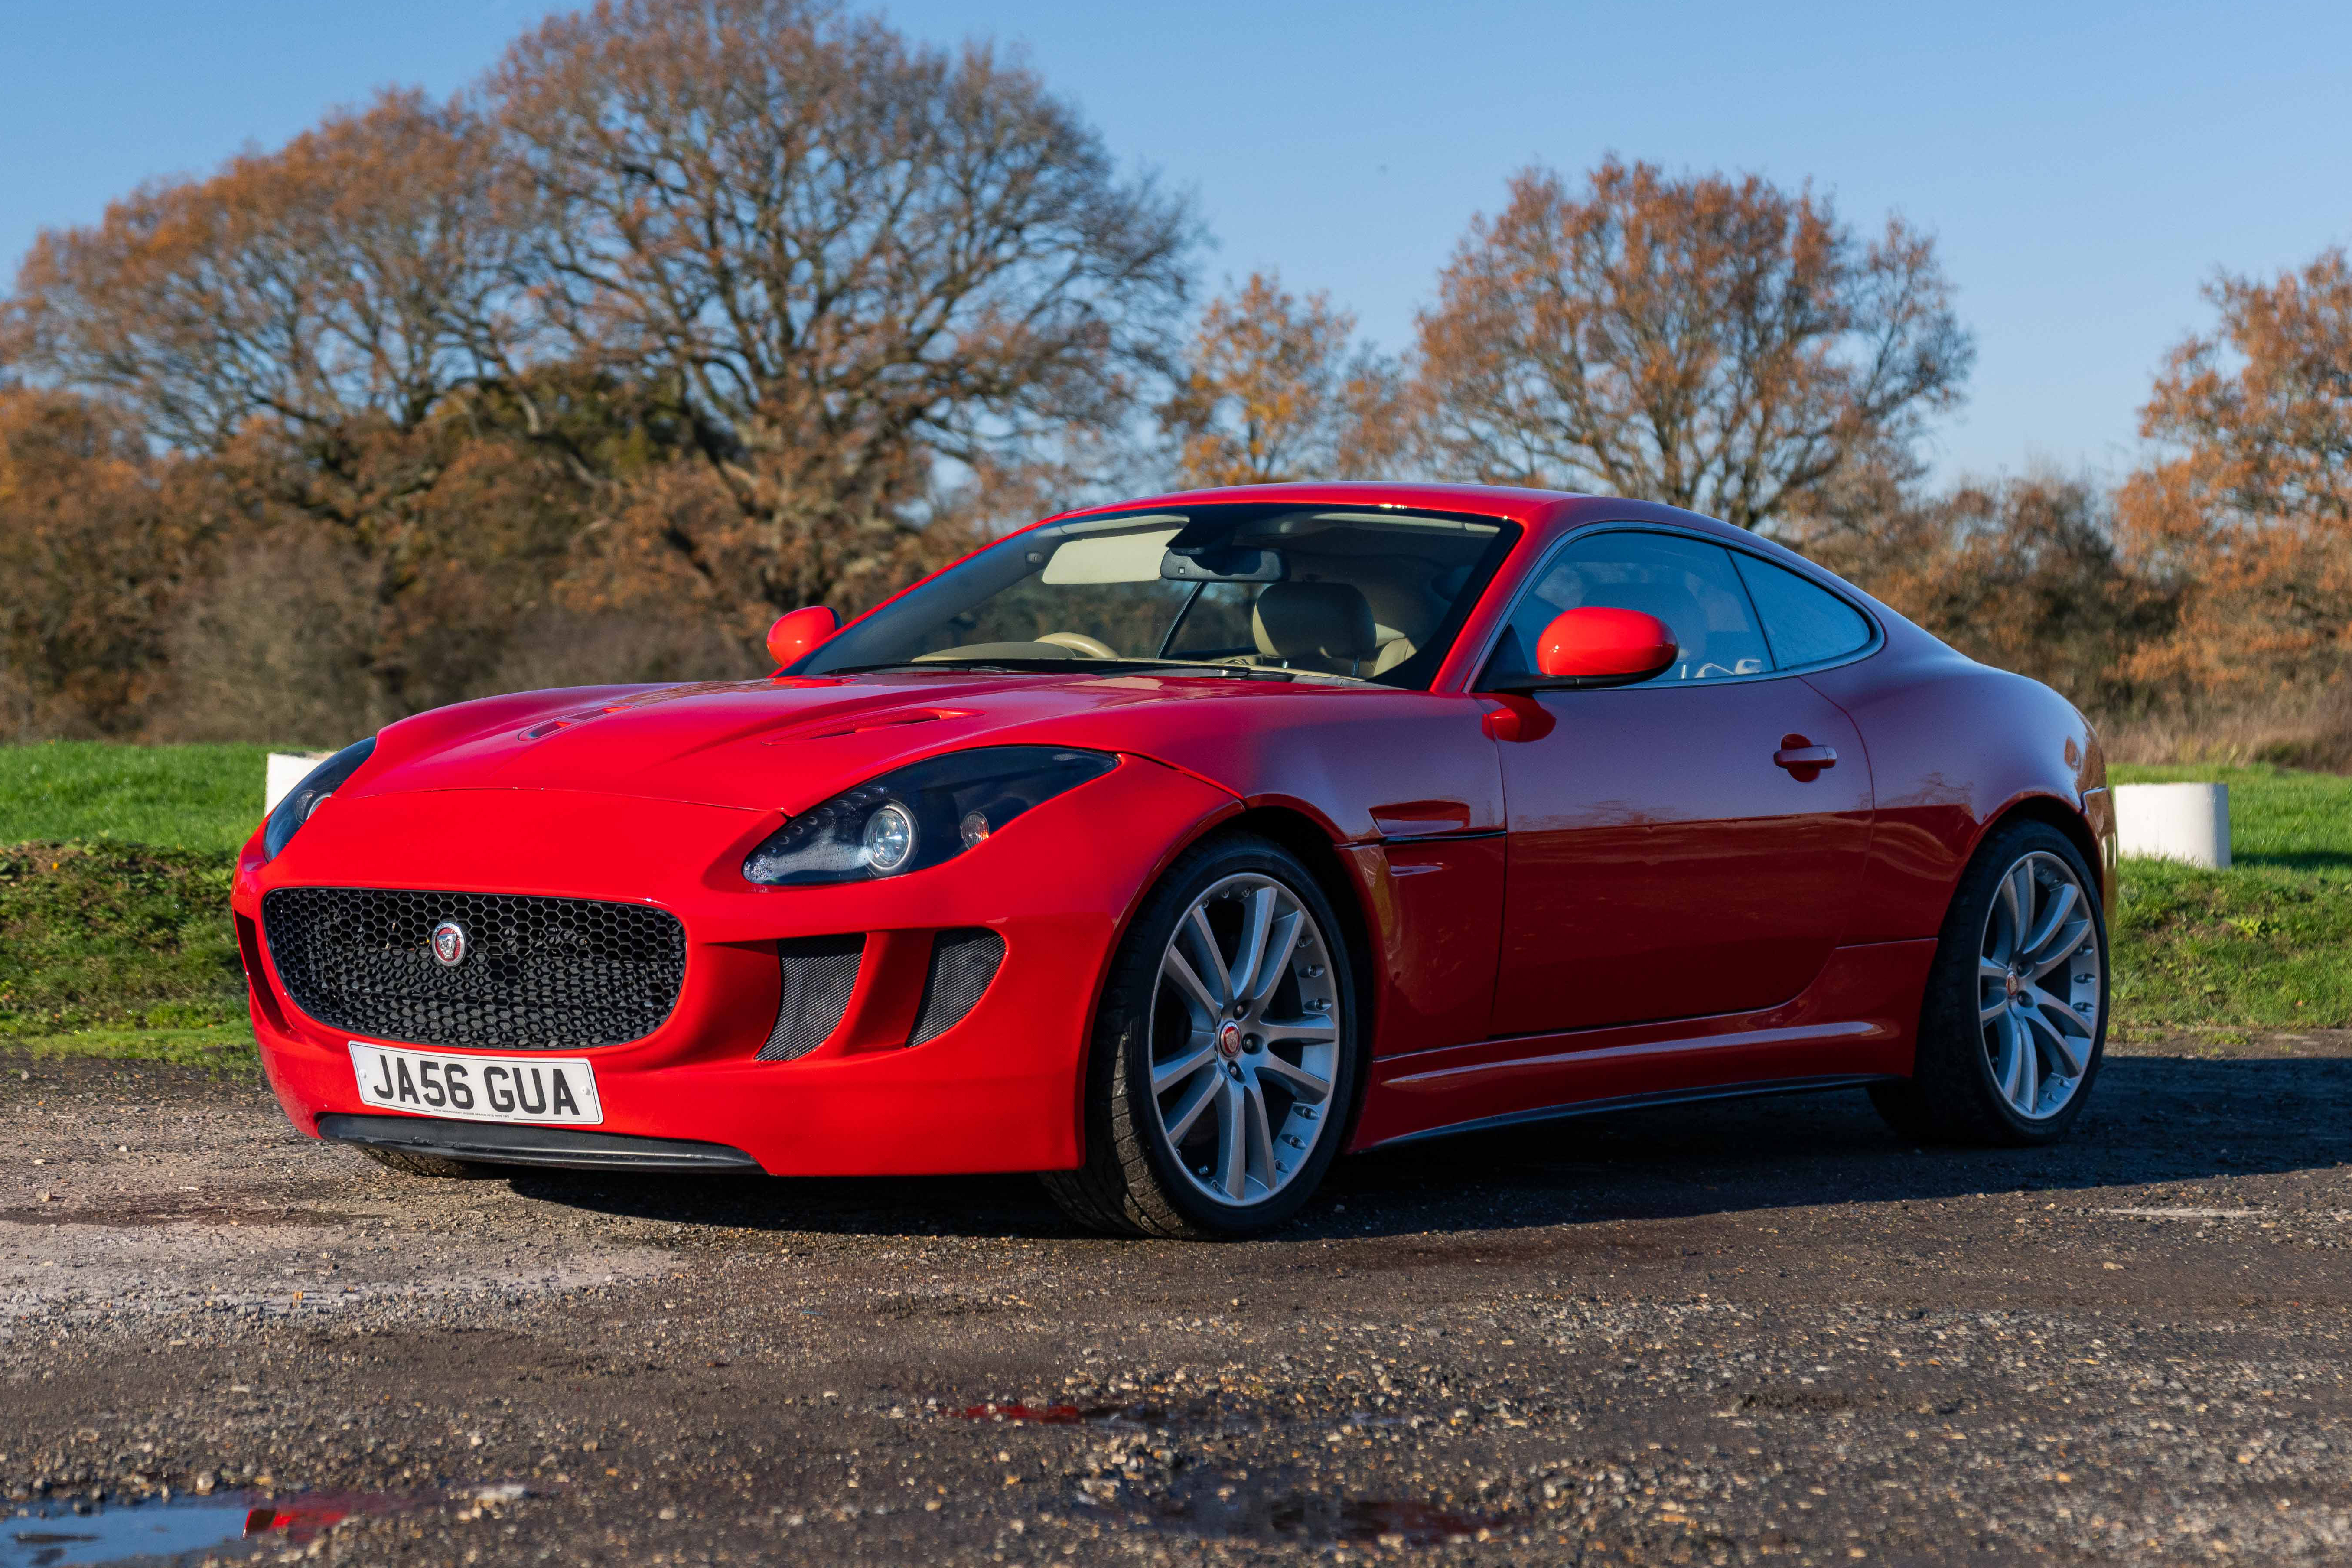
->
1252 582 1379 666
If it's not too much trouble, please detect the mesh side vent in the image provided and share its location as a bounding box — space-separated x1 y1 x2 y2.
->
760 935 865 1062
909 928 1005 1046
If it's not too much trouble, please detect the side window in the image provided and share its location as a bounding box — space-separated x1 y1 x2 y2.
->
1485 531 1772 687
1730 553 1874 669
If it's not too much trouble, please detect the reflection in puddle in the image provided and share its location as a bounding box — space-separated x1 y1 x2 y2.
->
3 1489 419 1568
5 1496 254 1568
959 1401 1164 1426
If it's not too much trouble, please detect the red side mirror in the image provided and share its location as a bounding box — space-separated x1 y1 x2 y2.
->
766 605 838 668
1534 607 1678 684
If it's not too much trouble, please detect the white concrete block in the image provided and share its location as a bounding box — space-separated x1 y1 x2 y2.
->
2114 782 2231 869
264 751 333 816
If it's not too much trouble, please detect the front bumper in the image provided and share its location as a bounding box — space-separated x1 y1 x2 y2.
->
235 757 1238 1175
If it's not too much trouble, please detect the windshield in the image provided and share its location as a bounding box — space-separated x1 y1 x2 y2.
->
802 503 1518 688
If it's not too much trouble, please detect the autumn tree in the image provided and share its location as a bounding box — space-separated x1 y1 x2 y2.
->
1157 272 1399 486
1411 157 1972 530
0 389 204 737
2114 248 2352 696
2 89 534 451
487 0 1198 612
1789 469 2174 712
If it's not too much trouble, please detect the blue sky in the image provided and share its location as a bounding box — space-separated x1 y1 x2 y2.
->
5 0 2348 483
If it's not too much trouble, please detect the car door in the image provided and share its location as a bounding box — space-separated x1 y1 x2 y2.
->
1482 528 1875 1037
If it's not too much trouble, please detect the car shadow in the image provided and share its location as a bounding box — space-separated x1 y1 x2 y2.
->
502 1052 2352 1241
2237 850 2352 872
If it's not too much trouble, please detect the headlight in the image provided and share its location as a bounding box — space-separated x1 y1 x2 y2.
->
262 737 377 861
742 747 1118 887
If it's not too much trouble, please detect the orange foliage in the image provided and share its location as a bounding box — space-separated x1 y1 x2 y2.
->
2115 249 2352 697
0 389 206 735
2 89 528 450
1158 272 1399 486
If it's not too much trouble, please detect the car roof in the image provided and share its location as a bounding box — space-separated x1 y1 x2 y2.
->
1044 481 1777 554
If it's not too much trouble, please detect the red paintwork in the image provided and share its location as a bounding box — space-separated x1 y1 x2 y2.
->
765 604 839 666
236 481 2116 1175
1534 606 1679 681
1486 680 1873 1036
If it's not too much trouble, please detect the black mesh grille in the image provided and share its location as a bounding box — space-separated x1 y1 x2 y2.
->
261 887 686 1050
910 928 1005 1046
761 935 864 1062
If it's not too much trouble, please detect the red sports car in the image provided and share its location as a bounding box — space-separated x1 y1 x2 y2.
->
237 482 2116 1238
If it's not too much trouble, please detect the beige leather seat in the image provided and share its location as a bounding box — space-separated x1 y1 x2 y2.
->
1251 582 1380 675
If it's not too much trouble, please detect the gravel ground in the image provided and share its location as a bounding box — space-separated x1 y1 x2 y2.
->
3 1034 2348 1567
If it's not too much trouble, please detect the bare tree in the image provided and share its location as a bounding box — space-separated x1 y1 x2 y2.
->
488 0 1199 610
1411 157 1972 530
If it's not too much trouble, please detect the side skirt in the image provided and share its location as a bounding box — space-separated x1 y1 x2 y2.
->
1355 1072 1900 1152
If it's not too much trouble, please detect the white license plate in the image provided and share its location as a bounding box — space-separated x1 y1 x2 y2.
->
348 1043 602 1125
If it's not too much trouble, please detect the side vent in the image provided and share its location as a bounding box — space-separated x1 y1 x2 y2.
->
234 911 288 1032
909 929 1006 1046
760 935 865 1062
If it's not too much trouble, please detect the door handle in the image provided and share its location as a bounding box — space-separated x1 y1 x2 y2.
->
1774 738 1837 777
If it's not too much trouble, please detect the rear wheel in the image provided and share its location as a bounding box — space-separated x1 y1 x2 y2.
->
1041 833 1361 1239
1870 819 2107 1145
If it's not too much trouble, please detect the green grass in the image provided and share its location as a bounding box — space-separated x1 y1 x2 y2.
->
0 740 270 854
2106 763 2352 1033
0 746 2345 1065
0 841 246 1040
8 1025 257 1070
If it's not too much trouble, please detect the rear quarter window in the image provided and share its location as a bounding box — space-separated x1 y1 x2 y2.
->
1730 553 1875 670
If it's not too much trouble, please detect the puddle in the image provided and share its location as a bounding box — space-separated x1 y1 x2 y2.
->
3 1488 423 1567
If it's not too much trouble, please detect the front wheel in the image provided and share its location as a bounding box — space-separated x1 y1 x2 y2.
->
1041 833 1361 1239
1870 819 2108 1145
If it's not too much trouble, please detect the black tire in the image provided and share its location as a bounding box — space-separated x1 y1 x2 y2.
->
356 1144 498 1179
1870 818 2108 1146
1040 831 1364 1239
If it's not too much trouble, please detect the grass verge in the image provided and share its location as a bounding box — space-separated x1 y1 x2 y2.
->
9 1025 258 1071
0 740 269 855
2107 763 2352 1035
0 841 247 1042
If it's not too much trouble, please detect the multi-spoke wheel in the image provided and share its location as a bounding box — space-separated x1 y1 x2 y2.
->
1041 834 1360 1238
1151 874 1341 1206
1977 851 2101 1120
1871 820 2108 1145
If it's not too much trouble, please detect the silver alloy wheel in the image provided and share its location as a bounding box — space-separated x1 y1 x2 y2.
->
1978 850 2102 1120
1149 872 1342 1206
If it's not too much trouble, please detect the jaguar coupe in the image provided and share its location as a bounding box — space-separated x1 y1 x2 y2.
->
236 482 2116 1237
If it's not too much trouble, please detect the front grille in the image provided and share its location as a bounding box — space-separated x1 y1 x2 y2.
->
910 929 1005 1045
760 935 864 1062
261 887 686 1050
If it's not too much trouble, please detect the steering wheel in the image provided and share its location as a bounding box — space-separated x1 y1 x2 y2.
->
1036 631 1117 659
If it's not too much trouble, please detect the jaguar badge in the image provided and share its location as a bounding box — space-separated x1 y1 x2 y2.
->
430 919 469 968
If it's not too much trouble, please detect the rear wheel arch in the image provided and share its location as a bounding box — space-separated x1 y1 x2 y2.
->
1976 794 2106 912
